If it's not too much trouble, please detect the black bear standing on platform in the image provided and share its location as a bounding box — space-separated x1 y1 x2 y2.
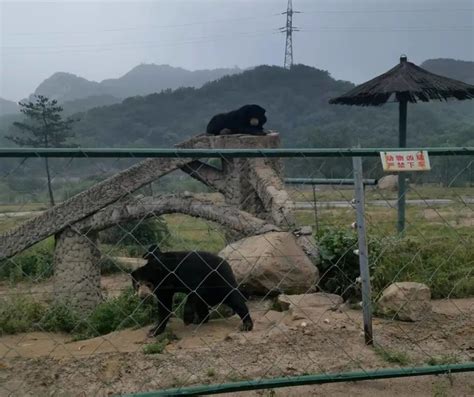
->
131 245 253 337
206 104 267 135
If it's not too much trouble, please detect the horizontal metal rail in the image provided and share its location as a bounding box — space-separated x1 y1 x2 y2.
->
0 147 471 158
120 363 474 397
285 177 378 186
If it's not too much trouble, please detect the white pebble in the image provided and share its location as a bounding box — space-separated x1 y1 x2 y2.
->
323 319 330 324
300 321 308 328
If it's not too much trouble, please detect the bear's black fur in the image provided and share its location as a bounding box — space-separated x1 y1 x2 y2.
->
206 104 267 135
131 245 253 337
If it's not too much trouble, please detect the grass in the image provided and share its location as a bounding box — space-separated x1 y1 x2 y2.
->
163 214 227 252
142 330 178 354
0 296 45 334
143 340 168 355
374 345 411 366
426 354 462 366
0 242 132 283
288 184 473 202
0 203 48 213
206 368 216 377
432 379 450 397
0 288 158 338
0 238 55 283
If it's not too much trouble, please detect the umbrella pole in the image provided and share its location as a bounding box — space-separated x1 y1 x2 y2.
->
397 100 407 234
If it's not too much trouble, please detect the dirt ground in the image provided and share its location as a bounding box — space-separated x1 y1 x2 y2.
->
0 276 473 397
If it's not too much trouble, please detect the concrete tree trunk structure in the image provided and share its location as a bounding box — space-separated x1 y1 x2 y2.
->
53 228 102 312
0 132 318 313
178 132 295 228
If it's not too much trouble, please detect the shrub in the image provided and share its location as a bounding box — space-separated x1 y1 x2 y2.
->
142 331 176 354
99 217 170 252
0 240 54 283
143 339 169 354
39 303 81 333
316 227 381 301
0 296 45 334
317 227 473 301
77 288 158 339
98 256 132 275
374 345 411 365
371 238 474 299
0 289 159 338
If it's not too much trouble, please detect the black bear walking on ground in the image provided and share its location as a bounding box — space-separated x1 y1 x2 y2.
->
131 245 253 337
206 104 267 135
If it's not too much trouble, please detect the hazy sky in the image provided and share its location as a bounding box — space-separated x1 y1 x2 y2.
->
1 0 473 101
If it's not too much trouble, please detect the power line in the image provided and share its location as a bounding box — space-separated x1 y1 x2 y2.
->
301 26 473 32
2 25 470 54
4 7 471 37
4 14 281 37
1 30 275 55
304 8 473 14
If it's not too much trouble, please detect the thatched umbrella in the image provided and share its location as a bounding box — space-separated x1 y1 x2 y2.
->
329 55 474 233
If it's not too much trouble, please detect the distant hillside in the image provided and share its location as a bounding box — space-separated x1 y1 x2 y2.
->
72 64 474 149
100 64 243 98
31 64 242 106
61 95 123 115
32 72 105 102
421 58 474 84
0 98 18 116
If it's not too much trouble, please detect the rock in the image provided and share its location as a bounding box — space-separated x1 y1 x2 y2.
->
294 226 313 236
219 231 318 295
276 292 343 312
376 282 431 321
377 175 398 191
294 233 320 266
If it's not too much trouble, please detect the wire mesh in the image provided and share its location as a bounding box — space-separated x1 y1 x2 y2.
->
0 148 472 397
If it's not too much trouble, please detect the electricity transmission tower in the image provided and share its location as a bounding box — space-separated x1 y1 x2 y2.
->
280 0 300 69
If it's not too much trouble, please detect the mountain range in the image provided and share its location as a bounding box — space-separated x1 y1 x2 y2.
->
0 58 472 185
31 64 243 103
1 58 472 117
0 98 18 117
1 58 472 149
0 64 242 116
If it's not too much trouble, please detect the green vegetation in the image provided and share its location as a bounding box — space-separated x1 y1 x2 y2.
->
143 339 169 355
76 288 158 339
0 239 132 282
0 296 45 334
0 239 54 283
374 345 411 365
0 288 158 337
40 303 81 333
6 95 78 206
315 223 473 301
0 63 472 196
206 368 216 377
317 227 384 300
372 238 474 299
143 330 177 355
99 217 171 256
426 354 462 366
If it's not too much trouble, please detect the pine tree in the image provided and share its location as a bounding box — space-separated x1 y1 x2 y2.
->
7 95 77 207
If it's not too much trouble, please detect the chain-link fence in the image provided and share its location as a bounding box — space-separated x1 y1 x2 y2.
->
0 145 473 396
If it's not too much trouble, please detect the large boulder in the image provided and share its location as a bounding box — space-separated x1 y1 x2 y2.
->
376 282 431 321
219 231 319 295
377 175 398 191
